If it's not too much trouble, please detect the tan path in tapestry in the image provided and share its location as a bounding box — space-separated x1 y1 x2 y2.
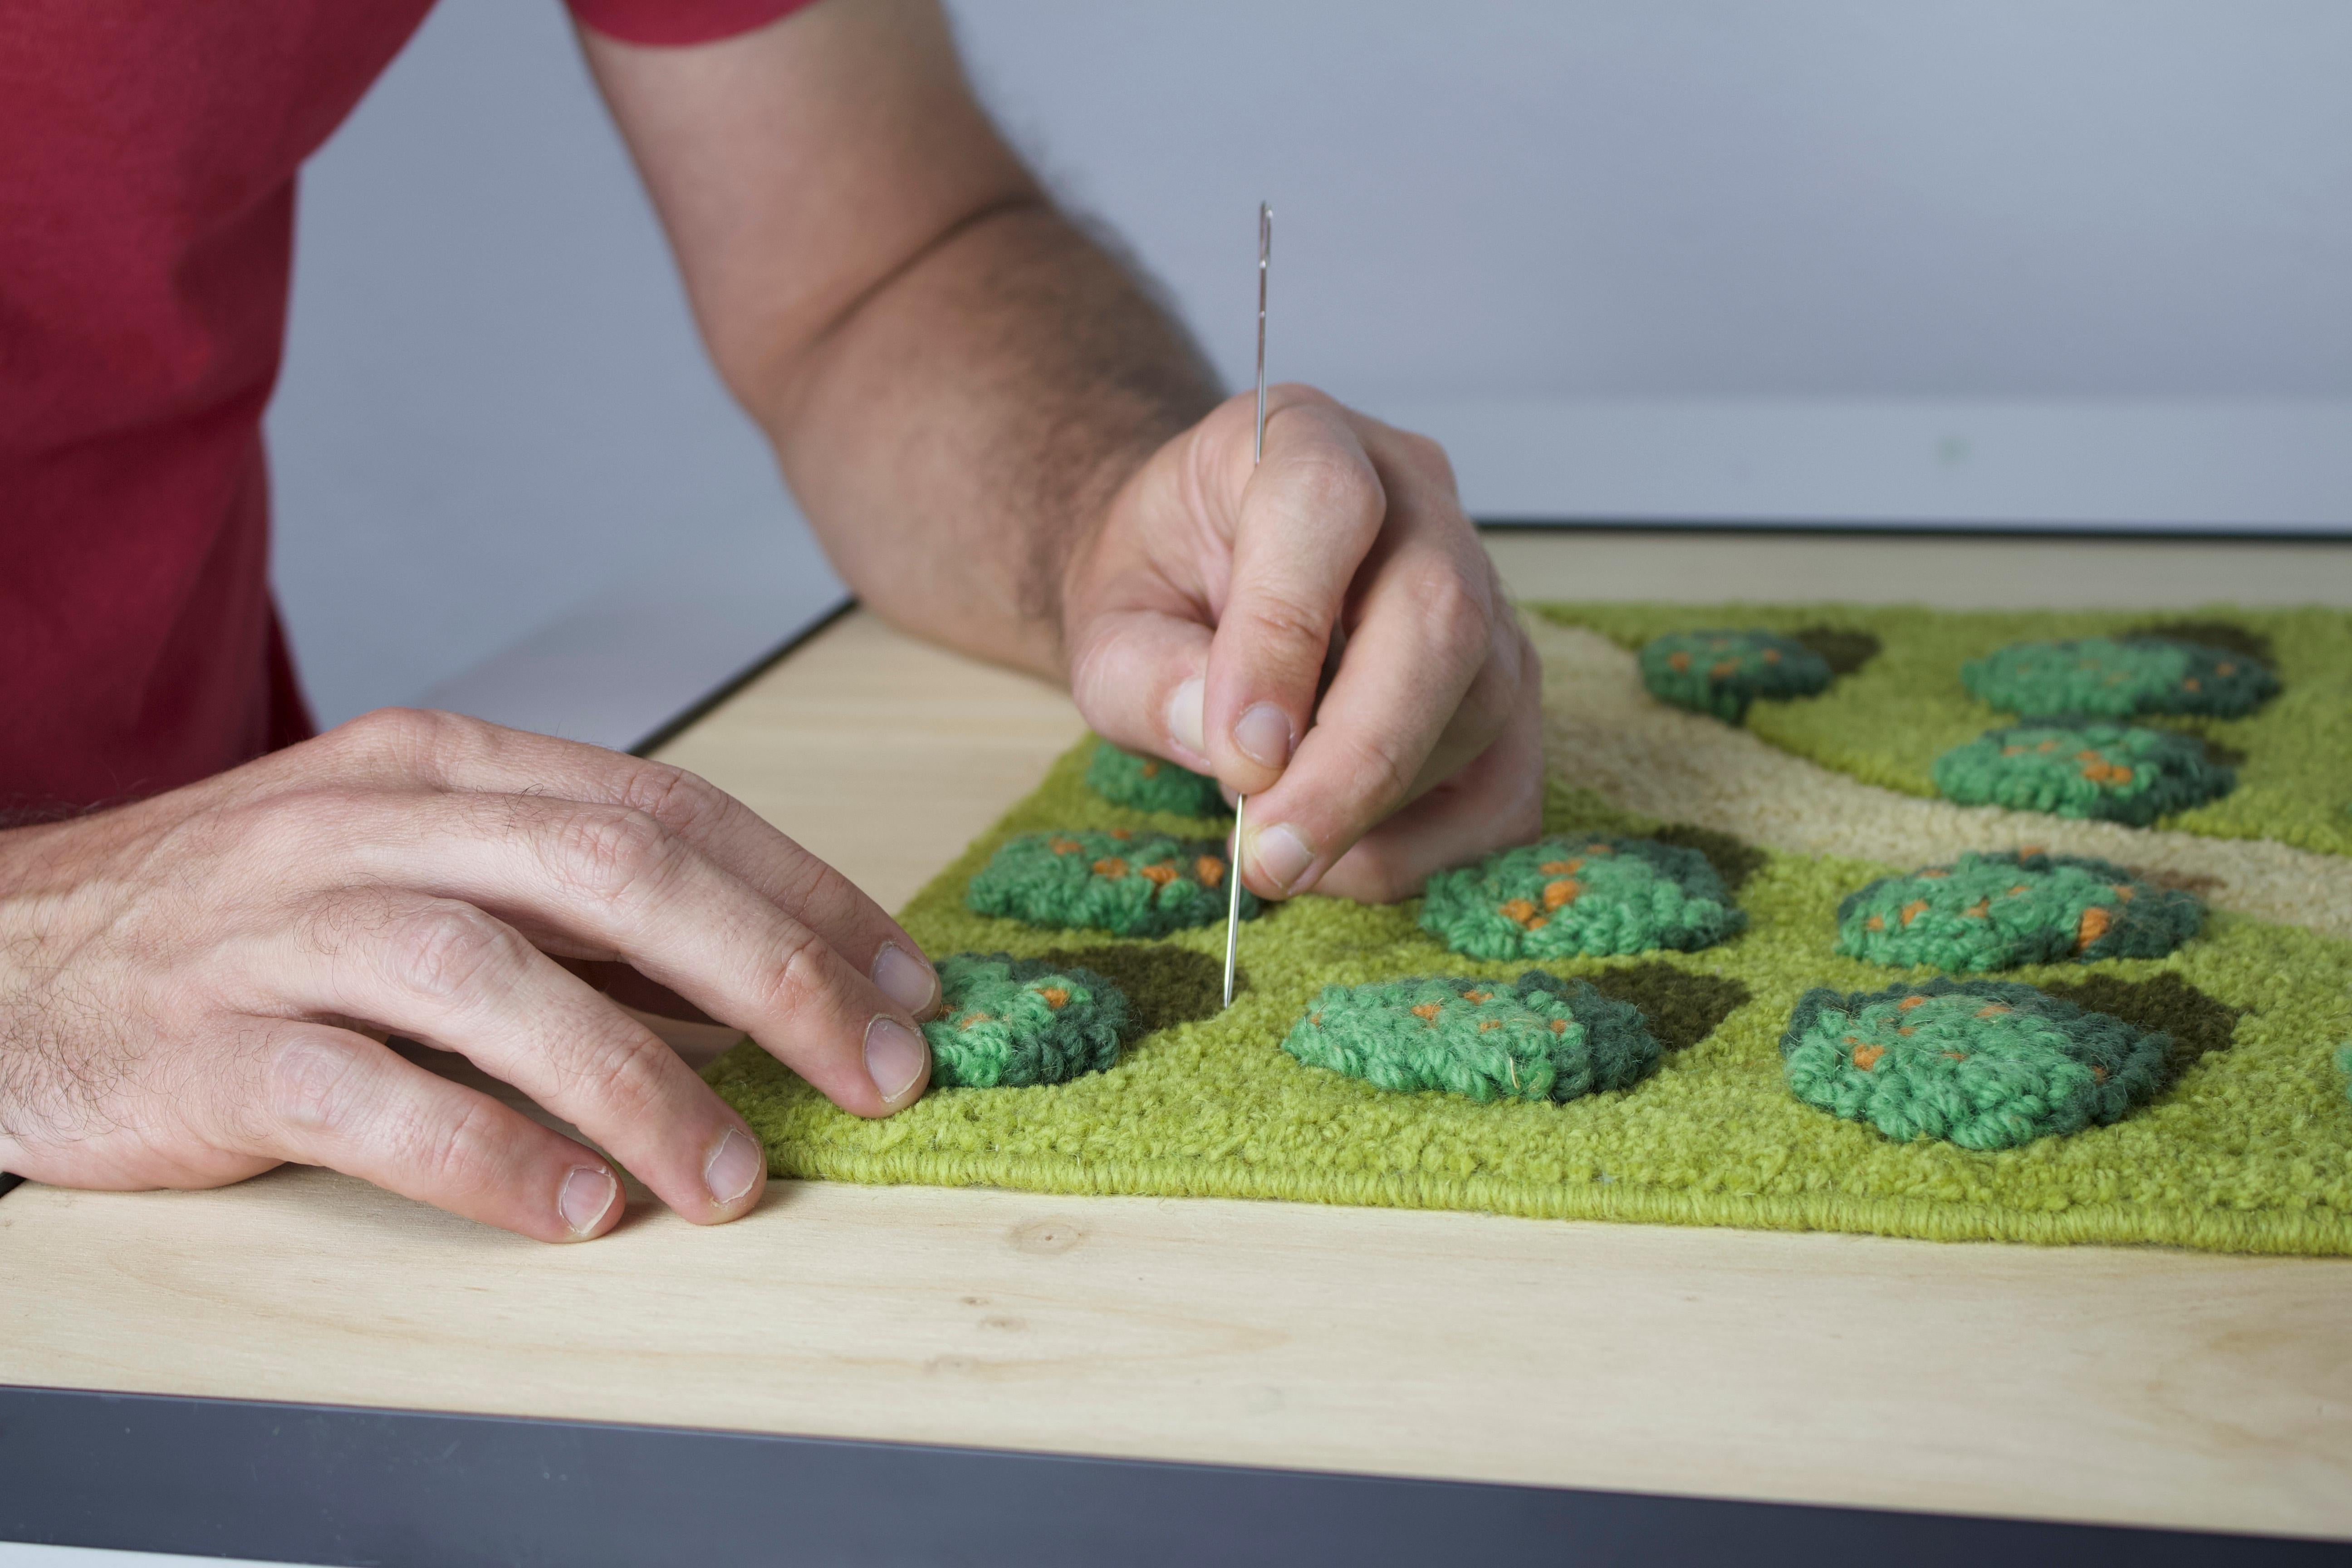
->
1525 616 2352 941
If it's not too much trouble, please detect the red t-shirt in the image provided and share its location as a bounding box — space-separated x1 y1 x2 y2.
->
0 0 807 822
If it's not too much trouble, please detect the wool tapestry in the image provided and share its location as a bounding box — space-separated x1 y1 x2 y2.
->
706 603 2352 1254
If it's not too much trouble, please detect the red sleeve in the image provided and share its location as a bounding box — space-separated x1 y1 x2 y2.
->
566 0 817 47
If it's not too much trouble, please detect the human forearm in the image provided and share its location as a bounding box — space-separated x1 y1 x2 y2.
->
754 199 1220 676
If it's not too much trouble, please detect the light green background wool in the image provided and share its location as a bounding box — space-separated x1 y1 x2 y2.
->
1835 852 2199 972
1537 603 2352 858
707 740 2352 1255
1779 979 2172 1152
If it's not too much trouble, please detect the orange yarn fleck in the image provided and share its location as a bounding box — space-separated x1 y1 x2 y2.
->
1139 863 1179 887
2076 905 2112 950
1900 899 1931 926
1195 855 1225 888
1039 987 1069 1009
1411 1003 1442 1022
1852 1043 1886 1070
1093 857 1128 878
1542 878 1582 911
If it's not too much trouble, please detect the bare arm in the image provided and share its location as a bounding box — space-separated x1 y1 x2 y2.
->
585 0 1541 903
582 0 1216 673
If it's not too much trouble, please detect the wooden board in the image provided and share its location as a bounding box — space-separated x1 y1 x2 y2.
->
5 532 2349 1542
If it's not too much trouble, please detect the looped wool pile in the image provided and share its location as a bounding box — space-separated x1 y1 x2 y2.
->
922 953 1133 1088
967 828 1257 937
1779 978 2174 1151
1962 636 2279 720
1083 741 1227 818
1835 850 2202 973
1418 833 1746 960
1284 972 1660 1104
1637 628 1832 723
1931 720 2234 825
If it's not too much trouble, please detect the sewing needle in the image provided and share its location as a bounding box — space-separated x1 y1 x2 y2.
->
1224 201 1270 1012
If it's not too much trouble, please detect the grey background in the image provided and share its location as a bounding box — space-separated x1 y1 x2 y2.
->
268 0 2352 728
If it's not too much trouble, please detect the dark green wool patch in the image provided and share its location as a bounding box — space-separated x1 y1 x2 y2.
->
2034 971 2241 1081
1419 834 1747 961
1931 720 2234 825
1789 626 1883 677
1638 629 1833 722
1961 636 2280 720
1083 742 1227 818
1647 822 1769 895
1581 963 1753 1053
2126 620 2276 668
1835 850 2201 973
2338 1045 2352 1105
966 828 1258 937
1780 978 2173 1152
1284 972 1661 1105
922 953 1133 1089
1032 944 1227 1033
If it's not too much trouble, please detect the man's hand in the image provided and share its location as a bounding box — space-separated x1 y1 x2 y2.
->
1064 387 1543 902
586 1 1540 901
0 711 938 1240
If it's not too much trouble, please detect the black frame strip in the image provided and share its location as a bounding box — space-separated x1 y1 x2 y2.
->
1 1385 2338 1568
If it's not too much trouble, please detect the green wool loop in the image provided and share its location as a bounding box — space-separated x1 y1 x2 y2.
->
1962 636 2279 720
1638 629 1833 723
1284 972 1661 1104
1835 849 2201 973
1083 741 1228 818
1780 978 2173 1151
1419 834 1746 960
967 828 1259 937
2337 1044 2352 1106
921 953 1133 1089
1931 720 2234 825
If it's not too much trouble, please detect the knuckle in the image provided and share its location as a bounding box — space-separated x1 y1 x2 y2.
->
266 1034 370 1136
546 806 684 908
614 759 729 841
1234 584 1333 659
1331 725 1418 817
382 903 524 1003
1276 446 1384 524
753 923 836 1023
407 1094 510 1192
1408 559 1493 669
557 1026 672 1123
327 705 490 781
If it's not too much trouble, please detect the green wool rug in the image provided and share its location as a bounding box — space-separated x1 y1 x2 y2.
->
707 601 2352 1256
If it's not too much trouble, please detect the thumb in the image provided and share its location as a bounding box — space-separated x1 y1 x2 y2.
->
1066 605 1221 779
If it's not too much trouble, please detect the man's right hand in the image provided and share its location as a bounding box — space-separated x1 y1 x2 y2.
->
0 709 939 1241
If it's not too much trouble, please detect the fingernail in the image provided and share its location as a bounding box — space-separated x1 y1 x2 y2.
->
865 1015 929 1103
558 1165 617 1238
703 1127 764 1208
1233 703 1294 769
1166 676 1205 758
1250 823 1316 894
872 942 938 1017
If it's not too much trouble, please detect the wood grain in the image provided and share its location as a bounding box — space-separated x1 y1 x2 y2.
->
5 534 2349 1541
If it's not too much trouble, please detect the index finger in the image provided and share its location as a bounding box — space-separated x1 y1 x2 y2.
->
296 709 941 1019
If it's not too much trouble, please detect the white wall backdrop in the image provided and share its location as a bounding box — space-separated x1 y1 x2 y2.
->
268 0 2352 727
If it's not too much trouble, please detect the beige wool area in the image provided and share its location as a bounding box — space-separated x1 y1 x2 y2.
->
1522 615 2352 942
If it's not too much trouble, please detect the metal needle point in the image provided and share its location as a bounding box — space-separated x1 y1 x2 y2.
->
1224 201 1270 1012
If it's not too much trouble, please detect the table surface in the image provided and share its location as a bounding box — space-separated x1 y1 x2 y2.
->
6 529 2350 1542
